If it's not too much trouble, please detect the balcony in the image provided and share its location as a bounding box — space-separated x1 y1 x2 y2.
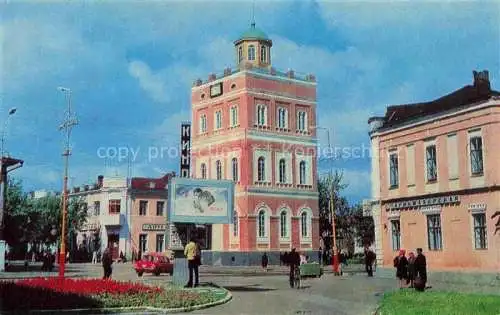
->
100 213 123 226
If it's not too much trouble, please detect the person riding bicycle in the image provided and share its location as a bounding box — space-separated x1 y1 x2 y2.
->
288 248 301 288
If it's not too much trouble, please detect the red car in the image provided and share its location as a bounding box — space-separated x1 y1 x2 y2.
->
133 253 174 277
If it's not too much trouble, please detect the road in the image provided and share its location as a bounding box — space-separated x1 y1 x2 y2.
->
2 262 395 315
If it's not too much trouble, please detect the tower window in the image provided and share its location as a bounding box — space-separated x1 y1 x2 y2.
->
257 156 266 182
248 45 255 61
279 158 286 183
238 46 243 63
260 45 267 63
232 158 238 182
299 161 306 185
256 104 267 126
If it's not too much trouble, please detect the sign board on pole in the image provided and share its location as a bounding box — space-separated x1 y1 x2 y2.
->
168 177 234 224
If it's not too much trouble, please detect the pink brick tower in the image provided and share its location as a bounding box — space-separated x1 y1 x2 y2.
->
191 23 319 264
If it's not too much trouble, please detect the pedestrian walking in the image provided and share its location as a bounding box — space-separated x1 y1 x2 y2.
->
102 248 113 279
393 249 408 288
261 252 269 271
414 248 427 291
92 250 98 264
364 246 376 277
184 237 199 288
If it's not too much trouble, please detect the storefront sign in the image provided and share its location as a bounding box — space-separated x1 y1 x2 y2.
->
386 195 460 211
180 123 191 178
142 224 167 231
81 223 99 231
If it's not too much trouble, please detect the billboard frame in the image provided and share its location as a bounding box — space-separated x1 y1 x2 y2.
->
167 177 234 224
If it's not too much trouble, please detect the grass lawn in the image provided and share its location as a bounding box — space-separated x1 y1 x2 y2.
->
379 289 500 315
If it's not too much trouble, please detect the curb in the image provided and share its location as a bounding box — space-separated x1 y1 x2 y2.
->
3 285 232 314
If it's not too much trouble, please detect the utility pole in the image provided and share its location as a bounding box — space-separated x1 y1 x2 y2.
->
57 87 78 277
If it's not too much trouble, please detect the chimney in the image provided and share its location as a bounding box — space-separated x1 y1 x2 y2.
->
473 70 490 90
97 175 104 188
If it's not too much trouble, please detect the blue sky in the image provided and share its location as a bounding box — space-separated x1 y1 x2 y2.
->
1 0 499 204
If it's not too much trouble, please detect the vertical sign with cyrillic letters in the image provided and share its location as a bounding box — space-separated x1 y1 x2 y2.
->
180 123 191 178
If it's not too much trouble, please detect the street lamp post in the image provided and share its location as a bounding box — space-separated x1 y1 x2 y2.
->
312 125 340 274
1 108 17 157
57 87 78 277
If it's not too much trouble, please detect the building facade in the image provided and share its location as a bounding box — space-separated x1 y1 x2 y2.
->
368 70 500 274
190 23 320 265
71 173 174 260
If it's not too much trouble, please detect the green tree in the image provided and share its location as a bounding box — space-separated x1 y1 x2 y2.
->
318 170 348 248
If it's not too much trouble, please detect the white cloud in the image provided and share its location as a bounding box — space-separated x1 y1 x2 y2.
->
128 61 170 103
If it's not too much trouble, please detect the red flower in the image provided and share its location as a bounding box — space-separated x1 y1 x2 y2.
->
15 278 163 296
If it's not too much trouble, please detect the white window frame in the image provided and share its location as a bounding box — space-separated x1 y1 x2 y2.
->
238 46 243 63
278 158 286 183
469 204 487 250
215 160 223 180
468 129 484 176
256 207 270 243
139 234 148 253
200 114 207 133
279 207 292 242
424 140 438 183
230 105 238 127
248 44 256 61
215 110 222 130
297 111 308 131
256 104 268 126
299 208 313 243
231 157 239 182
388 151 399 188
277 107 288 129
260 45 267 63
390 219 401 252
299 161 306 185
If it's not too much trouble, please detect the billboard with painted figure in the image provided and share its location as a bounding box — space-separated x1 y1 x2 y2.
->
168 177 234 224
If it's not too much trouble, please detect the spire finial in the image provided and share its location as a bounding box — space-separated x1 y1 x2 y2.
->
251 0 255 28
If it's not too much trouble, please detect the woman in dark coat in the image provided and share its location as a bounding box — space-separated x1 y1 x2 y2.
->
407 252 416 288
413 248 427 291
393 249 408 288
261 252 269 271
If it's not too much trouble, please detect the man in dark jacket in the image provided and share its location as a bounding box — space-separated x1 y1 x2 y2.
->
364 247 376 277
102 248 113 279
288 248 301 288
414 248 427 291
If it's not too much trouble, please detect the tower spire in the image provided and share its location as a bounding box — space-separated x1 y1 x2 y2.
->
251 0 255 28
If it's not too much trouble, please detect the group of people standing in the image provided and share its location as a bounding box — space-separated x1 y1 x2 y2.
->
394 248 427 291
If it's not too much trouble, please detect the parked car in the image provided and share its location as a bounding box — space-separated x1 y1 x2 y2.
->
133 252 174 276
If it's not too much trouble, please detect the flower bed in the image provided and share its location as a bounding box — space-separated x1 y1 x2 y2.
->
0 277 222 312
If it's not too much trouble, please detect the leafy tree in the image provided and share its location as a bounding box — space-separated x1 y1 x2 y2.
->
3 179 88 253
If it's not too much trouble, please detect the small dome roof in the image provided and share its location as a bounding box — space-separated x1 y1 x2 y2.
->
236 23 271 42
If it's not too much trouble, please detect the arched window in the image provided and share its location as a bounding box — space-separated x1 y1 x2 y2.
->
238 46 243 63
279 159 286 183
301 212 308 237
248 45 255 61
280 210 287 238
232 158 238 182
258 157 265 181
260 45 267 63
215 110 222 129
216 160 222 180
233 212 238 236
258 210 266 237
299 161 306 185
201 163 207 179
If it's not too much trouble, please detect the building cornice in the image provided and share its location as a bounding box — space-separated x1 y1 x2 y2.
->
379 184 500 204
370 98 499 138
